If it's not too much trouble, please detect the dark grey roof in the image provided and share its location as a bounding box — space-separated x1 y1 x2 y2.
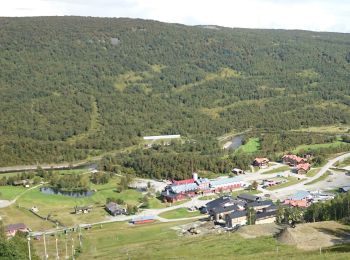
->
264 205 278 212
211 204 238 214
206 196 233 210
237 193 260 202
227 210 247 219
161 190 179 198
256 211 276 220
247 200 274 208
105 202 124 211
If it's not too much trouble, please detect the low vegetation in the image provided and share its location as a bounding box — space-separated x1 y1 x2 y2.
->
159 208 202 219
266 177 302 191
304 171 331 185
261 165 290 175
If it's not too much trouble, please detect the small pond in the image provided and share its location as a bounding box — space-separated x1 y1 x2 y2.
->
40 187 95 198
227 135 244 150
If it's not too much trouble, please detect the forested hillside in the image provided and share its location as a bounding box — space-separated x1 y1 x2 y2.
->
0 17 350 166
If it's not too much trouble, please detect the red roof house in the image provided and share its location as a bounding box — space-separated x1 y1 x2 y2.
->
296 163 311 174
253 158 269 168
282 154 306 166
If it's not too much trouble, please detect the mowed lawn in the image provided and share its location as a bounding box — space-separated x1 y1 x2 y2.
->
0 186 27 200
292 141 348 153
159 208 201 219
266 177 302 191
236 138 260 154
262 165 290 175
31 220 350 260
0 176 144 227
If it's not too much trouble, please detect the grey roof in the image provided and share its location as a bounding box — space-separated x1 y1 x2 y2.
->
206 196 233 210
247 200 274 208
264 205 278 212
211 204 238 214
227 210 247 219
6 223 27 232
340 186 350 192
105 202 125 211
209 177 241 188
256 211 276 220
287 190 311 200
237 193 260 202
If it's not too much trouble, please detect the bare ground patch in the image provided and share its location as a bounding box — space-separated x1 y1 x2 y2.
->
237 223 284 239
277 221 350 250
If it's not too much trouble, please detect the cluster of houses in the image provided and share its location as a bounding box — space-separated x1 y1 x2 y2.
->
283 190 335 207
161 173 247 203
282 154 311 174
204 194 277 229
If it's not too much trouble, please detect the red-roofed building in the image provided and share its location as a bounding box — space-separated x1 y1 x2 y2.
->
296 163 311 174
253 158 269 168
172 178 195 185
282 154 306 166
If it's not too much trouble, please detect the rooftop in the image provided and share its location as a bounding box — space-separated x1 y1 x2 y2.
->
209 177 241 188
287 190 311 201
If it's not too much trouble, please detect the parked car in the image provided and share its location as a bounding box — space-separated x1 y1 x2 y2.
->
199 206 208 214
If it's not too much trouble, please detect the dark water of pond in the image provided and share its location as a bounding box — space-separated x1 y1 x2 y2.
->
40 187 95 198
227 135 244 150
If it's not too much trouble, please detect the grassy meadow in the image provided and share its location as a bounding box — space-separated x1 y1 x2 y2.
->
31 220 350 260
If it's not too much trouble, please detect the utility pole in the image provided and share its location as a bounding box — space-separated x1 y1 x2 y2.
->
43 233 48 260
65 235 68 259
55 237 59 259
72 238 75 260
27 236 32 260
79 226 82 247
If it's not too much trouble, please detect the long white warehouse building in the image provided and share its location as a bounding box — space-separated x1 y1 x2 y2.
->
143 135 181 140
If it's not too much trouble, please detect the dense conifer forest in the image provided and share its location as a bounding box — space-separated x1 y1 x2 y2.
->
0 16 349 166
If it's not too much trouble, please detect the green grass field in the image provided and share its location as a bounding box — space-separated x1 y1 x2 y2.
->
336 157 350 167
236 138 260 154
294 125 350 134
31 220 350 260
262 166 290 175
306 168 320 177
292 141 346 154
159 208 202 219
231 189 262 197
0 186 27 200
304 171 330 185
0 176 145 227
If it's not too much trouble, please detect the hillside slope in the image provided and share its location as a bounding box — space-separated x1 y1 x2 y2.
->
0 17 349 166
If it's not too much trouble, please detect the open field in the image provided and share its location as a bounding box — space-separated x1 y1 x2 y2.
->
0 186 27 200
231 189 262 197
236 138 260 154
0 177 145 227
294 125 350 134
159 208 201 219
292 141 347 154
306 168 320 177
31 220 350 260
261 165 290 175
304 171 331 185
